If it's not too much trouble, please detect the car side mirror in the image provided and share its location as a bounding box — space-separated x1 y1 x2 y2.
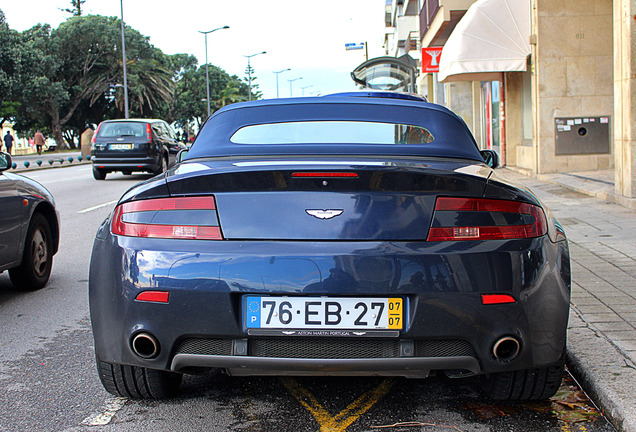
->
0 152 12 172
177 149 189 163
480 150 499 169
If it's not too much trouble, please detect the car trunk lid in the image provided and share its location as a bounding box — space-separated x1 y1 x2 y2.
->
164 158 491 241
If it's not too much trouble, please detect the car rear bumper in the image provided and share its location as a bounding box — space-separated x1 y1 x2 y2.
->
91 157 158 172
171 354 480 377
89 234 571 377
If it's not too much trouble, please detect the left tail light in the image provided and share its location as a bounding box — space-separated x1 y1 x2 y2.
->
91 123 102 146
427 197 547 241
111 196 224 240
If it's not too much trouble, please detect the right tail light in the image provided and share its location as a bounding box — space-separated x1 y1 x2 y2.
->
427 197 547 241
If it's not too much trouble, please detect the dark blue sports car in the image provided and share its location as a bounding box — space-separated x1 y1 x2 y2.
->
89 93 570 400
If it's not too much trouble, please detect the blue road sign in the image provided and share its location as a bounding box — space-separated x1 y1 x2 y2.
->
345 42 365 50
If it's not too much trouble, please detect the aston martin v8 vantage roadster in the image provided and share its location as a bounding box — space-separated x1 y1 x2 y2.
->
89 93 570 400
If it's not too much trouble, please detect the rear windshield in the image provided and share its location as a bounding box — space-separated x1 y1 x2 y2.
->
230 121 434 145
186 100 482 162
98 122 147 138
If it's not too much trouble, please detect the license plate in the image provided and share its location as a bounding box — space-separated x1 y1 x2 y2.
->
109 143 133 150
244 296 403 330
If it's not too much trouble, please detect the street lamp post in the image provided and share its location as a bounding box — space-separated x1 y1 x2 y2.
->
273 68 291 98
301 85 313 97
245 51 267 101
199 26 229 118
288 77 303 97
119 0 129 118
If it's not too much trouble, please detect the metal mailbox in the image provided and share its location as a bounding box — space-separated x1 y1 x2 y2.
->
555 116 610 155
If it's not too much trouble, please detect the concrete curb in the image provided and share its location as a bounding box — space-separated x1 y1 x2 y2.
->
567 309 636 432
9 160 91 173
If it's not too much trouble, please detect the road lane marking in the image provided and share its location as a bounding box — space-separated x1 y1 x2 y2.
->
81 396 126 426
280 377 394 432
78 200 118 214
22 167 91 183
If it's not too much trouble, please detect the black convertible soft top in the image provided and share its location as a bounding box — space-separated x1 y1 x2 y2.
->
185 95 482 162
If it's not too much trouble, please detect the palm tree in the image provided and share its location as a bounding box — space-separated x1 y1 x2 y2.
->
114 56 174 116
216 83 240 109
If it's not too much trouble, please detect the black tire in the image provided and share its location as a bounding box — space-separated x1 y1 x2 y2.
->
153 155 168 176
93 167 106 180
480 362 564 400
9 213 53 290
96 356 182 399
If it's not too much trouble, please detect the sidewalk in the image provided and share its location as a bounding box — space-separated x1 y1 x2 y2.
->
499 168 636 432
510 167 636 210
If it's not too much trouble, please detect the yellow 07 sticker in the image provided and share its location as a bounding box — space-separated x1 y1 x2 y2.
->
388 298 403 329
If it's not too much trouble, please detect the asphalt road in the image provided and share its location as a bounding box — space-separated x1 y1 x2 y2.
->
0 165 617 432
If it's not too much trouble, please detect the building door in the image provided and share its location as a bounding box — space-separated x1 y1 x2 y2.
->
480 81 501 156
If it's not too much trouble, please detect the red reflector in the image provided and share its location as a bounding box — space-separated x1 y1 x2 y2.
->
292 172 358 178
481 294 516 305
111 196 223 240
136 291 170 303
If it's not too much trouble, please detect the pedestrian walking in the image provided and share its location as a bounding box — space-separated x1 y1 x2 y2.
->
3 131 14 155
34 130 45 155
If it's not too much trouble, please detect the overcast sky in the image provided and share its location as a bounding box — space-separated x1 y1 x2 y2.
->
2 0 387 99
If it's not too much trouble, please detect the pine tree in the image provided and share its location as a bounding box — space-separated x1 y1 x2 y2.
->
62 0 86 16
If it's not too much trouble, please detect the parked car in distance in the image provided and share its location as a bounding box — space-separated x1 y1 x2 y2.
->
0 152 59 290
90 119 187 180
89 93 570 401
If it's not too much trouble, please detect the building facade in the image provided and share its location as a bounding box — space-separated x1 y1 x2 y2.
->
385 0 635 202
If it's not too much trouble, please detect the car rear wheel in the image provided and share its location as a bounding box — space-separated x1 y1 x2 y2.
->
480 361 564 400
154 155 168 175
93 167 106 180
96 356 182 399
9 213 53 290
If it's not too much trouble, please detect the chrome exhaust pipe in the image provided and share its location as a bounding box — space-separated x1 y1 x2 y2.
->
493 336 520 362
131 332 160 359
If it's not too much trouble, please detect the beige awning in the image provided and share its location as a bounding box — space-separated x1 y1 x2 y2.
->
438 0 531 83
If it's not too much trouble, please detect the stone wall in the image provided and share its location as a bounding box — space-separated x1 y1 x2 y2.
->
524 0 614 173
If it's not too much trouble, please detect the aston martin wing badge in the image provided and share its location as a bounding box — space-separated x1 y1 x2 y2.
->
305 209 344 220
